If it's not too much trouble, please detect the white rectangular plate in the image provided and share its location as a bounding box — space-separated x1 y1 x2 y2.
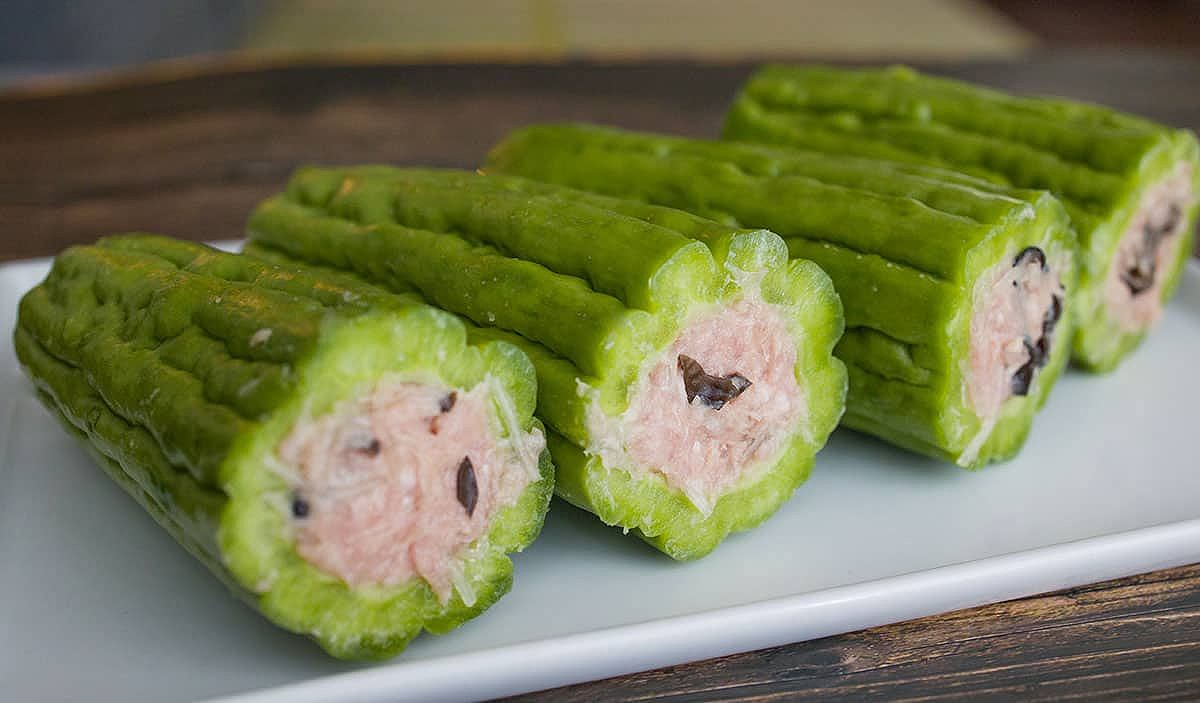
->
2 256 1199 703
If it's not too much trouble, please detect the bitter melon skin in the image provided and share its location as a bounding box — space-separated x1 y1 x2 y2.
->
13 235 554 660
485 123 1078 467
245 167 847 560
723 64 1200 372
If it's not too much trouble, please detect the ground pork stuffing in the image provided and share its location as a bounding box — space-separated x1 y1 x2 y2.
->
276 380 543 603
606 295 805 515
965 246 1066 461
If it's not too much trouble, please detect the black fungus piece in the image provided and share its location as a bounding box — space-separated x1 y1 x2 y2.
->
456 457 478 517
1013 246 1048 272
1023 336 1041 366
429 392 458 436
1123 204 1183 296
1010 338 1040 396
1011 359 1036 397
353 437 382 457
1033 294 1064 369
1011 290 1062 395
677 354 753 410
1033 336 1050 369
1044 294 1063 331
291 495 311 519
1122 255 1157 295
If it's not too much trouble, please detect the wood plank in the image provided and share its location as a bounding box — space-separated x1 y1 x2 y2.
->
504 565 1200 701
2 52 1198 260
986 0 1200 49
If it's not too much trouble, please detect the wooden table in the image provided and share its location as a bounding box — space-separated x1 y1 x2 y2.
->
2 50 1198 701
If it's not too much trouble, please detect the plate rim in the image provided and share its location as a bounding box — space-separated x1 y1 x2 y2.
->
210 518 1200 703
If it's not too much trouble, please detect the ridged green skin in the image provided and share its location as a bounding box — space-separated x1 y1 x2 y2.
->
724 64 1200 371
13 234 554 660
245 167 847 560
486 123 1078 467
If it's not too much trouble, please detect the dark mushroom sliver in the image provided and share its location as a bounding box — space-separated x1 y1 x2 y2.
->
1122 257 1157 296
353 437 381 457
291 496 311 519
456 457 478 517
428 392 459 435
1011 360 1036 397
1123 231 1159 296
1033 336 1050 368
1032 295 1063 369
1013 246 1047 271
677 354 753 410
1123 204 1183 295
1009 337 1041 397
1045 294 1063 331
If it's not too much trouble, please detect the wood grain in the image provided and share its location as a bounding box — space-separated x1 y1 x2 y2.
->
986 0 1200 49
1 51 1198 701
505 565 1200 702
2 51 1199 261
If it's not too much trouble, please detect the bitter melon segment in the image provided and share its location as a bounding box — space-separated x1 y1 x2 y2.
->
724 64 1200 371
245 167 847 560
486 124 1077 466
13 235 553 659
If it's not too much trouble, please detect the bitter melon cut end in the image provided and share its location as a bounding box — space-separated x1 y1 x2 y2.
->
218 306 551 659
563 236 845 559
1072 134 1199 372
952 196 1078 467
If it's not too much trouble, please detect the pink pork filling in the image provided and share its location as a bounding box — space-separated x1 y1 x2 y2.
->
967 248 1065 426
277 382 539 603
620 296 805 515
1105 162 1195 332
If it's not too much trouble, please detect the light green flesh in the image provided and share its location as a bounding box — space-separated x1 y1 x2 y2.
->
552 257 847 560
220 310 553 659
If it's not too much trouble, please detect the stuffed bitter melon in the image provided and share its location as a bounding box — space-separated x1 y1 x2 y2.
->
724 64 1200 371
486 123 1078 467
245 166 847 560
14 234 552 659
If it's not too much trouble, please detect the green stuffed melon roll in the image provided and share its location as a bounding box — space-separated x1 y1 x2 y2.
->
724 64 1200 371
14 234 553 659
245 167 847 560
486 123 1077 467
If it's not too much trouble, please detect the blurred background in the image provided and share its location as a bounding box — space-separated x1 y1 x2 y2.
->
2 0 1199 87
